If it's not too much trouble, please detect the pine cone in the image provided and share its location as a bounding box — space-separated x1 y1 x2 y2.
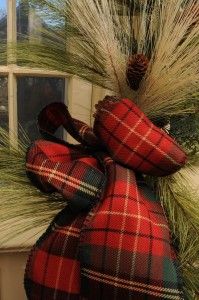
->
126 54 149 91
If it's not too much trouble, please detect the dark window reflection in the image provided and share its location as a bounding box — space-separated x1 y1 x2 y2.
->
17 77 66 141
0 77 8 129
17 0 38 40
0 0 7 65
17 0 51 41
0 0 6 40
17 0 29 38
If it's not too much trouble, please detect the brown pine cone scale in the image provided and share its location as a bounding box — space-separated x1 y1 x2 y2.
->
126 53 149 91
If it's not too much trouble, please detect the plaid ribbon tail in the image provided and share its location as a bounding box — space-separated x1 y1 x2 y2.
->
80 161 184 299
25 207 87 299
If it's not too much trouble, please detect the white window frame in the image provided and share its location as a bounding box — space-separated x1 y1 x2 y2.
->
0 0 70 142
0 0 109 173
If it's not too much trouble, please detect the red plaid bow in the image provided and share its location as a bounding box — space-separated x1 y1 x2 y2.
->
25 98 187 300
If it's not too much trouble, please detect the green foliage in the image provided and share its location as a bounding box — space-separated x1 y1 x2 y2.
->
157 168 199 298
1 0 198 118
170 112 199 157
0 127 66 244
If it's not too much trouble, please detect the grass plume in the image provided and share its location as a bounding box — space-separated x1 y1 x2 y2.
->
0 127 66 245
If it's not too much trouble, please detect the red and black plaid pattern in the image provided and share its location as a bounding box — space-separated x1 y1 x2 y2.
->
24 98 186 299
25 207 87 299
80 159 184 299
38 102 100 148
94 98 187 176
26 140 105 212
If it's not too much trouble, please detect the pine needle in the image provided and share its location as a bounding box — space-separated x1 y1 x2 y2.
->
137 0 199 116
1 0 197 119
157 164 199 298
170 112 199 157
0 127 66 245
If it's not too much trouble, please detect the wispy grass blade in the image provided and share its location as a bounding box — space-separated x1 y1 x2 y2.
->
157 164 199 298
1 0 198 119
0 127 66 245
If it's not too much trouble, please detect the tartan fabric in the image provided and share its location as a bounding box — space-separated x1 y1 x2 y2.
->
94 98 187 176
26 140 105 212
25 207 87 300
80 159 184 299
24 98 187 299
38 102 100 148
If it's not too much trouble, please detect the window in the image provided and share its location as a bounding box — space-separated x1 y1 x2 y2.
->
0 76 8 128
0 0 95 144
17 77 65 140
0 0 6 40
0 0 69 141
0 0 95 248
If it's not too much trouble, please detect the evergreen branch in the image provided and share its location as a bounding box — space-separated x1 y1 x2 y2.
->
137 0 199 118
1 0 198 119
0 127 66 245
157 165 199 297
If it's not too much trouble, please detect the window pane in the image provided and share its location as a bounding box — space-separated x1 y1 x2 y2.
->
17 0 31 39
0 0 7 64
0 0 6 39
17 0 54 40
0 77 8 129
17 77 66 141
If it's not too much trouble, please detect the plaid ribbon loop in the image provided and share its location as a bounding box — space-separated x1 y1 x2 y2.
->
37 102 101 149
94 98 187 176
25 98 187 299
